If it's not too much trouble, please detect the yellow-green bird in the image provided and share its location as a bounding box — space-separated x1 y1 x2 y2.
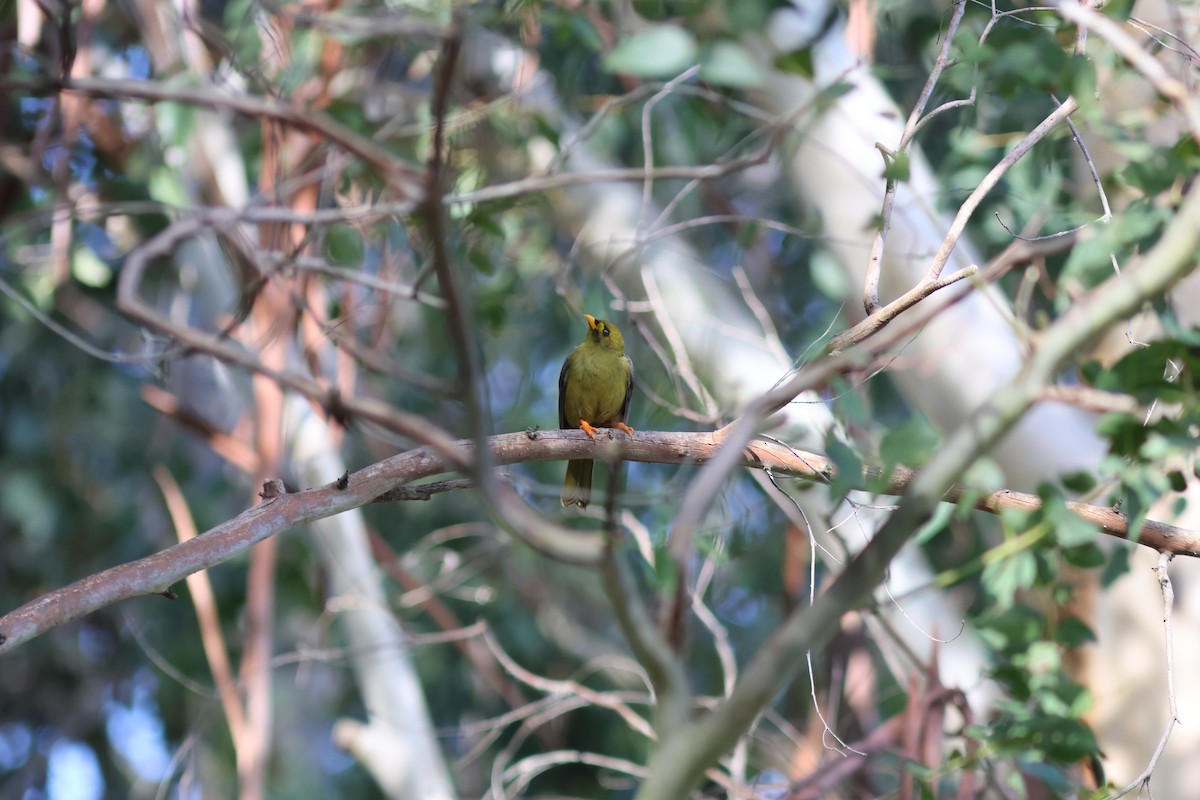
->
559 314 634 508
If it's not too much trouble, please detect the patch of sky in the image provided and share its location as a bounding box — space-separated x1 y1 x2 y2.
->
715 585 767 628
104 670 171 782
0 722 33 771
46 738 103 800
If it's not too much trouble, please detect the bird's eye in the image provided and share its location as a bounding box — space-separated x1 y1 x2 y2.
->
602 327 610 337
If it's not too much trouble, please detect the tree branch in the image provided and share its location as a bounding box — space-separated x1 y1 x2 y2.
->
600 536 691 736
830 98 1079 355
2 427 1197 655
632 156 1200 800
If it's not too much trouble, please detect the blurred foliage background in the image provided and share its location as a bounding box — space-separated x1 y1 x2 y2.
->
3 0 1200 798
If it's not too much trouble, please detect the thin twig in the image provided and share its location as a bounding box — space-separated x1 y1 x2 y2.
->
6 76 426 198
639 66 700 235
1056 93 1113 222
925 96 1079 283
1108 552 1178 799
1058 3 1200 145
828 229 1075 354
151 466 249 755
864 0 969 313
445 155 782 206
116 212 470 463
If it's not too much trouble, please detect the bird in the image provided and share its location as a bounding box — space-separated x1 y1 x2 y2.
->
558 314 634 508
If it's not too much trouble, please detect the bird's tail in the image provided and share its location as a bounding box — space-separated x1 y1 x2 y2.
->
561 459 593 508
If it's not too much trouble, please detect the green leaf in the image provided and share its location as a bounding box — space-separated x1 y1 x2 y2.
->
1023 640 1061 677
1021 760 1074 792
977 605 1043 653
148 167 187 208
531 113 562 149
963 458 1006 493
1062 203 1168 287
468 247 495 275
1100 545 1132 587
1049 505 1097 548
565 13 605 51
829 375 870 428
956 457 1006 519
1060 471 1096 494
1 470 59 543
603 25 697 78
880 417 940 471
155 100 196 147
1034 718 1099 763
1061 542 1105 568
809 249 852 300
825 436 861 498
1101 0 1134 20
325 223 364 267
651 545 678 591
1056 616 1096 648
727 0 770 35
815 80 855 107
631 0 667 21
72 247 113 288
1064 54 1096 108
983 549 1038 608
914 501 953 545
957 36 993 67
1096 339 1200 402
774 48 813 79
469 207 505 240
1096 412 1150 457
882 150 911 182
699 41 764 89
1172 132 1200 165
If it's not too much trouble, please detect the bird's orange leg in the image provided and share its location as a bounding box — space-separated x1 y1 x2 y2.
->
614 422 635 437
578 420 600 439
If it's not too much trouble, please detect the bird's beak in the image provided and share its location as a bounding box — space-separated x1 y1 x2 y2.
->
584 314 598 330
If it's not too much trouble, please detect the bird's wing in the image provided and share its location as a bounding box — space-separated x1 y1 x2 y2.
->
619 355 634 423
558 354 572 429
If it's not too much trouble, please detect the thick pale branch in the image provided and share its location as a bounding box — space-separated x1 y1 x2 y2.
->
634 157 1200 800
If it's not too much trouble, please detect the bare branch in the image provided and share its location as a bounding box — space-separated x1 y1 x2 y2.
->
3 428 1197 656
115 211 468 462
828 229 1076 354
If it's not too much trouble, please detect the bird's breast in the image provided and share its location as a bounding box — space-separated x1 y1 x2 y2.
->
565 357 627 425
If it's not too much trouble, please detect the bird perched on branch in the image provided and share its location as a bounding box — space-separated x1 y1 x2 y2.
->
559 314 634 508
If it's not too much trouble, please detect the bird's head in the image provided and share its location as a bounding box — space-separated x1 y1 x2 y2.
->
584 314 625 354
